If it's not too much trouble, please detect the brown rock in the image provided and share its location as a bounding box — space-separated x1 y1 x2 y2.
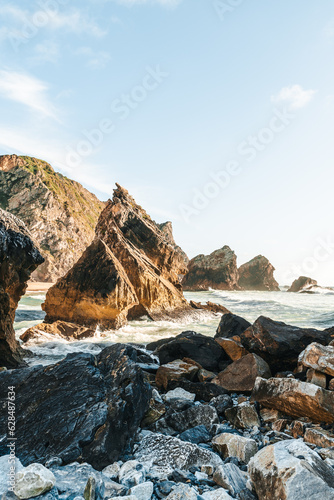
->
299 342 334 377
0 155 104 282
251 377 334 424
155 359 199 390
272 419 289 432
238 255 279 291
260 408 284 423
238 316 334 372
0 208 44 367
212 433 258 463
329 378 334 391
182 246 241 291
213 353 271 392
289 420 306 438
288 276 317 293
215 337 249 361
43 184 190 329
225 402 260 429
304 427 334 448
198 368 216 382
306 368 327 388
20 320 96 342
189 300 230 314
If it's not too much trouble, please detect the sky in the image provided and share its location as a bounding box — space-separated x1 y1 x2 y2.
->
0 0 334 285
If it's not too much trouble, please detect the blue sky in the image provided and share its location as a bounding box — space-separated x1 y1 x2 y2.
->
0 0 334 285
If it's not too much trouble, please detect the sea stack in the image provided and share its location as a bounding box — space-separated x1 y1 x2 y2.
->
288 276 318 292
182 246 240 291
43 184 190 329
0 208 44 367
238 255 279 291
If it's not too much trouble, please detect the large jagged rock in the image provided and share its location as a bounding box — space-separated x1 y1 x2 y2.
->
182 246 240 291
251 377 334 423
20 320 96 343
43 184 190 328
213 353 271 392
0 155 104 282
288 276 318 292
158 221 189 269
238 255 279 291
0 344 152 469
0 208 44 367
248 439 334 500
215 313 251 339
237 316 334 372
298 342 334 377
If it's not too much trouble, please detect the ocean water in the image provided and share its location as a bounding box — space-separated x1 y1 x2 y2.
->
14 288 334 366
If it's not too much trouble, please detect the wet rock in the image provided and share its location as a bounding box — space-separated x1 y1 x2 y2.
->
215 313 251 340
248 439 334 500
14 464 55 499
134 431 223 478
155 331 228 372
251 376 334 424
182 246 241 291
212 433 258 463
210 395 233 417
299 342 334 377
304 427 334 448
167 404 219 433
189 300 230 314
288 276 318 293
225 402 260 429
20 321 96 343
0 345 151 469
0 208 44 367
213 463 248 496
238 255 279 291
215 337 249 362
179 425 212 444
239 316 334 372
213 353 271 392
155 359 199 390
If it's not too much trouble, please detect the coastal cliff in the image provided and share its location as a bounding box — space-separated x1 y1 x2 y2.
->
0 155 105 282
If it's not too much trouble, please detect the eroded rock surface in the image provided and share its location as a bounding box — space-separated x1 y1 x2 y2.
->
288 276 318 292
238 255 279 291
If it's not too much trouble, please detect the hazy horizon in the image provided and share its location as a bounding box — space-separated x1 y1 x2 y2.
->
1 0 333 285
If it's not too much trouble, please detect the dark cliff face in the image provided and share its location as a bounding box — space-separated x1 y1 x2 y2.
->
0 155 104 282
43 184 190 329
182 246 240 291
238 255 279 291
0 208 44 367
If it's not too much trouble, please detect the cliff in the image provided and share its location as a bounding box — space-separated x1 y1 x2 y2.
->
0 208 44 367
0 155 105 282
43 184 190 328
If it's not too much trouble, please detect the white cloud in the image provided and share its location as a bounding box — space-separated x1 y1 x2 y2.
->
74 47 111 69
0 70 59 120
30 41 60 64
271 84 317 109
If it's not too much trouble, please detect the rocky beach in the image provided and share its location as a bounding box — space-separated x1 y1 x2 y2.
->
0 154 334 499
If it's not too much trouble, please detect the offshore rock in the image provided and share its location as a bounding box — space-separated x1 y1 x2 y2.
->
288 276 318 292
238 255 279 291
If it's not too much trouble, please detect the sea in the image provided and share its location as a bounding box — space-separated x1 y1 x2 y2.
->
14 287 334 366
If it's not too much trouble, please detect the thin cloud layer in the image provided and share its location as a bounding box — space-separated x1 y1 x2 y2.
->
271 85 317 109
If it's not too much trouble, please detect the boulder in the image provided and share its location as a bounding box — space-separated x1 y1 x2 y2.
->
238 316 334 372
134 431 223 478
165 379 229 402
50 462 111 499
128 481 154 500
0 344 151 469
164 388 196 402
43 184 190 329
304 427 334 448
0 208 44 367
299 342 334 377
179 425 212 444
212 433 258 463
215 313 251 339
225 402 260 429
251 377 334 424
288 276 318 293
202 489 233 499
215 337 249 361
213 353 271 392
155 359 199 390
154 331 228 372
20 320 96 343
306 368 327 388
166 404 219 433
14 464 55 500
248 439 334 499
238 255 279 291
0 455 23 496
210 394 233 417
182 246 241 291
213 463 248 496
189 300 230 314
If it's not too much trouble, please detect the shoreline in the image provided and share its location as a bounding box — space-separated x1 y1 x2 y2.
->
27 281 55 292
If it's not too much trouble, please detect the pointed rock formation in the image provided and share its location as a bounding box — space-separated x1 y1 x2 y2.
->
0 208 44 367
238 255 279 291
0 155 104 282
288 276 317 292
182 246 240 291
43 184 190 328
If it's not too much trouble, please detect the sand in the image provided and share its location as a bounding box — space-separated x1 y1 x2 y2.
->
27 281 55 292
